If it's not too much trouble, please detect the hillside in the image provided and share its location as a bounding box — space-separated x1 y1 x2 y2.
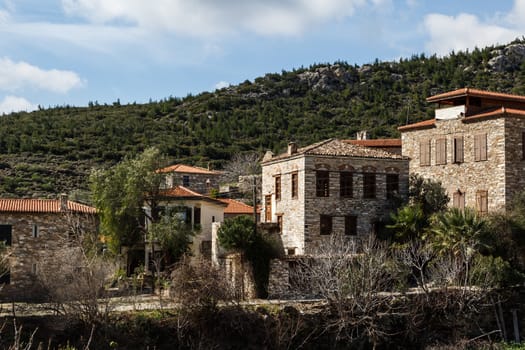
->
2 39 525 199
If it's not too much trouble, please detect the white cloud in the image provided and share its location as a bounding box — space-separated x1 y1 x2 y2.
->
0 95 37 114
423 1 523 55
214 81 230 90
0 57 83 93
60 0 373 37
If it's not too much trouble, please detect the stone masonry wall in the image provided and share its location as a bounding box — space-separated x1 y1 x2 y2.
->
262 156 306 254
0 212 97 298
303 155 408 254
262 154 408 255
166 172 220 195
401 118 507 211
505 117 525 207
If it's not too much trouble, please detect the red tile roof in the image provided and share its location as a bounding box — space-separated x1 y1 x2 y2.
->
0 199 96 214
344 139 401 147
426 88 525 103
263 139 405 163
218 198 254 214
398 118 436 131
158 186 227 206
157 164 222 175
463 106 525 122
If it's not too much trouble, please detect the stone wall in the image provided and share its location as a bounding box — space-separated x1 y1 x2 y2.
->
505 117 525 207
262 154 408 255
401 117 512 211
165 172 220 195
262 155 306 254
0 212 98 299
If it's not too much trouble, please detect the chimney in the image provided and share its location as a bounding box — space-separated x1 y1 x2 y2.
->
288 142 298 155
262 150 274 162
59 193 68 211
356 130 369 140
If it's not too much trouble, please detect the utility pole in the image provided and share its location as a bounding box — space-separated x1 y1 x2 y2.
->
253 175 257 236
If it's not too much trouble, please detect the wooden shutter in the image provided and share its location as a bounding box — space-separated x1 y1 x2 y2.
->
436 138 447 165
476 190 488 214
345 215 357 236
420 140 430 166
453 191 465 210
454 136 464 163
275 175 281 200
474 134 487 161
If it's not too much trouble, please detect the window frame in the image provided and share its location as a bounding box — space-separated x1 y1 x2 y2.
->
435 138 447 165
316 170 330 197
0 225 12 246
474 133 487 162
476 190 488 215
363 172 376 199
386 174 399 199
320 215 333 235
32 224 39 238
275 175 281 201
339 171 353 198
182 175 190 187
277 215 283 234
453 190 465 210
420 139 431 166
291 172 298 199
345 215 358 236
453 136 464 163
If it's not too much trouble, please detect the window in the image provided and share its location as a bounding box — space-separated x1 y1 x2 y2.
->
435 138 447 165
316 170 330 197
345 215 357 236
386 174 399 199
340 172 353 197
453 190 465 210
287 248 296 255
320 215 332 235
0 225 12 246
420 139 431 166
194 207 201 226
264 195 272 222
277 215 283 234
31 263 37 275
363 173 376 199
275 175 281 200
291 172 298 199
32 224 38 238
476 190 488 215
453 136 464 163
182 175 190 187
474 134 487 161
184 207 192 225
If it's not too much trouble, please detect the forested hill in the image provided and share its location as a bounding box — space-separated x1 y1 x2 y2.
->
2 39 525 198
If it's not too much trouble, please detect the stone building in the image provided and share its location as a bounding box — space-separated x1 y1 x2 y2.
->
0 196 97 297
399 87 525 213
157 164 222 195
261 138 408 255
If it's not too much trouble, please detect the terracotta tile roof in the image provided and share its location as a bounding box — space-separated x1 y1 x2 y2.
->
157 164 222 175
158 186 227 206
0 199 96 214
344 139 401 147
218 198 254 214
263 139 405 163
398 118 436 132
426 87 525 103
463 106 525 122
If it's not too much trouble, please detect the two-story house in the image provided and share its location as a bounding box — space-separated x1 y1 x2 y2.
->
399 88 525 213
261 138 408 255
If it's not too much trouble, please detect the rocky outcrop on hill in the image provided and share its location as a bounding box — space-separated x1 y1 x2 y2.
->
488 43 525 72
298 64 357 91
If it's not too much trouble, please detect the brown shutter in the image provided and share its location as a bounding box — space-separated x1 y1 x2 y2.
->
436 138 447 165
454 136 463 163
420 140 430 166
480 134 487 161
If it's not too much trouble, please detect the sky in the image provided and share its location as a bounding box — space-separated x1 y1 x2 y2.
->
0 0 524 114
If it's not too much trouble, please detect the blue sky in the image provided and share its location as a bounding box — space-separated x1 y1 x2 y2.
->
0 0 523 114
